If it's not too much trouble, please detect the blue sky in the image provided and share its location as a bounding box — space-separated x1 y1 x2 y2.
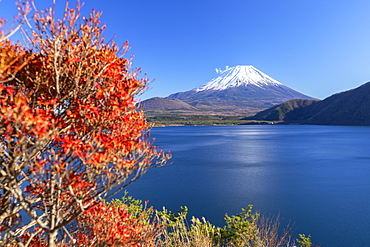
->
2 0 370 100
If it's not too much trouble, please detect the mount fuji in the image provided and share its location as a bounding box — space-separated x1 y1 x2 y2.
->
195 65 283 91
165 65 315 114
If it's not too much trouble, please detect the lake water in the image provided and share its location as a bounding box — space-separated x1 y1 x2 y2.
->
123 125 370 247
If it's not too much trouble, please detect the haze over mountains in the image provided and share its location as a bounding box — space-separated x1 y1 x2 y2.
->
141 65 314 115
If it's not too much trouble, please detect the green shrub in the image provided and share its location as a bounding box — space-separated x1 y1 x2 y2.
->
111 192 313 247
220 205 260 246
296 234 312 247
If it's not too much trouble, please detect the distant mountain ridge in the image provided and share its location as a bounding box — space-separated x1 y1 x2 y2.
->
138 97 200 116
139 97 196 111
248 81 370 125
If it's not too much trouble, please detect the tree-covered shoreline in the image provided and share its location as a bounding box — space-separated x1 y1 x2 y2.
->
146 114 277 126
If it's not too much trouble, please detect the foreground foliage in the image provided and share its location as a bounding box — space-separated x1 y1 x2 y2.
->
157 204 311 247
9 192 312 246
77 193 313 247
72 194 161 246
0 0 169 245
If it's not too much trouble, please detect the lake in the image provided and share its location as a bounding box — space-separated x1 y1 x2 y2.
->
123 125 370 247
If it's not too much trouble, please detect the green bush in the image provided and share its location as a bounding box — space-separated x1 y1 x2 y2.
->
110 192 313 247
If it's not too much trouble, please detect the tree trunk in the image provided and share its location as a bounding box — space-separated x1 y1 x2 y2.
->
48 230 58 247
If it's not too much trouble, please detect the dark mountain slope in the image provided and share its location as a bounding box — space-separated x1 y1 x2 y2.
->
248 81 370 125
245 99 319 121
303 82 370 125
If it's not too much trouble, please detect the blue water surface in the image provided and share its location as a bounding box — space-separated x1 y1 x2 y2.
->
123 125 370 247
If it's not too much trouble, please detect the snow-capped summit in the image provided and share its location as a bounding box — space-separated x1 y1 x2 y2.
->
195 65 282 91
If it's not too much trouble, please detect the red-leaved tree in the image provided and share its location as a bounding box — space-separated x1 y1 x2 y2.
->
73 199 161 246
0 1 170 245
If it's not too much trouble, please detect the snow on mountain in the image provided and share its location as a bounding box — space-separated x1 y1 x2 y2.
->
165 65 315 115
195 65 282 91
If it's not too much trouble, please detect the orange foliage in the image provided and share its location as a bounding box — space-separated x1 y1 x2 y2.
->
74 201 160 246
0 0 169 245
